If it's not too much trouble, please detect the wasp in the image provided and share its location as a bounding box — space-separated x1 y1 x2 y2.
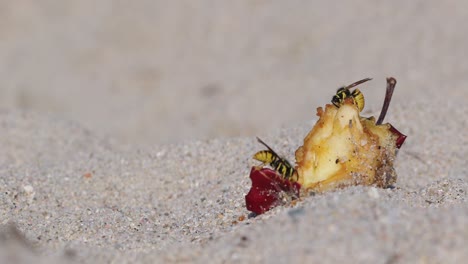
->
253 137 298 181
331 78 372 112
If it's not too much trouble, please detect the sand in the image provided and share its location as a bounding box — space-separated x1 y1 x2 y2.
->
1 1 467 263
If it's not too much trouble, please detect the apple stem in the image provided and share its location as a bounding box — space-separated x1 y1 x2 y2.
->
376 77 397 125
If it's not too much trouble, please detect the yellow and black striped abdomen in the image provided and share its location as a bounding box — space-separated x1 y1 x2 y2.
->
253 150 277 164
253 150 297 180
351 88 365 112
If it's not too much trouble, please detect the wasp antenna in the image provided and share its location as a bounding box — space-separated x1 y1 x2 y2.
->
345 78 373 90
376 77 396 125
256 136 266 146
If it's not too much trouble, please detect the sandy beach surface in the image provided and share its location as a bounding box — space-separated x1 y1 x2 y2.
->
1 1 467 263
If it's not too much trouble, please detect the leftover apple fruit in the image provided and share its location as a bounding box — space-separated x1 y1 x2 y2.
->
246 77 407 215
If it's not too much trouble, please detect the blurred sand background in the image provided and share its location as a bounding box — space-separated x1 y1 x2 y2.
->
1 0 467 144
0 1 467 263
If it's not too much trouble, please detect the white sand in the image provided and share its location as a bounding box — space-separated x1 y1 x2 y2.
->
1 1 467 263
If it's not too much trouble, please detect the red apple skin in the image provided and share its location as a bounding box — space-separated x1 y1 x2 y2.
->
389 124 407 149
245 167 301 215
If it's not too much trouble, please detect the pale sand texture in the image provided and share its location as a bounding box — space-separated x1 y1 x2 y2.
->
1 1 468 263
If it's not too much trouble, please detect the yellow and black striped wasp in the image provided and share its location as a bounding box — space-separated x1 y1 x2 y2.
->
331 78 372 112
253 137 298 182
